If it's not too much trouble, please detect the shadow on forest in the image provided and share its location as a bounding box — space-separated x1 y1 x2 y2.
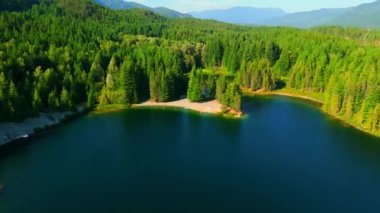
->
275 79 286 90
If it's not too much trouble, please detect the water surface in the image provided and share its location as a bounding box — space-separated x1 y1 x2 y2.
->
1 96 380 212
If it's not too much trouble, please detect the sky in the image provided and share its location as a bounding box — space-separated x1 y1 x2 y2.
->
133 0 377 13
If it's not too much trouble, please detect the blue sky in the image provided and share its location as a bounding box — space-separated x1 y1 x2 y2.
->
133 0 376 13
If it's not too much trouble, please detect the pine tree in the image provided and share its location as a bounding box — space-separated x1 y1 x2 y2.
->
106 56 118 90
7 81 20 119
60 87 72 109
370 104 380 134
87 86 97 107
149 70 160 102
344 95 354 119
32 88 43 112
275 50 291 76
226 83 242 111
88 57 104 86
266 42 281 66
0 72 7 120
187 68 202 102
120 58 138 104
216 76 227 103
160 72 170 102
0 72 6 101
48 89 60 110
361 70 379 124
205 74 216 100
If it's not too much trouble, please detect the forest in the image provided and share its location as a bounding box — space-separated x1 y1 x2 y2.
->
0 0 379 136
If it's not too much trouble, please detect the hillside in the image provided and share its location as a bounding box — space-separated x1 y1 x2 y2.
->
191 7 287 24
329 0 380 28
260 8 351 28
94 0 191 18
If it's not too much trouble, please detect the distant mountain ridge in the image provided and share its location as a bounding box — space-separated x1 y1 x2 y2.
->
260 8 352 28
94 0 191 18
329 0 380 28
192 0 380 28
191 7 287 24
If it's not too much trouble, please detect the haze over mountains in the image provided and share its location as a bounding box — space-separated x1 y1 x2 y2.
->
8 0 376 28
190 7 287 25
331 0 380 28
259 8 352 28
92 0 380 28
191 0 380 28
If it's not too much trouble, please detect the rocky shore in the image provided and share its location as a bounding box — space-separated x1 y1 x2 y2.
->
0 106 86 146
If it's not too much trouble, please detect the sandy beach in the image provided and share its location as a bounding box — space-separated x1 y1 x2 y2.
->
133 99 223 114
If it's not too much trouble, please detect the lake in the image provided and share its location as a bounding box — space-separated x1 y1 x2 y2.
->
1 96 380 212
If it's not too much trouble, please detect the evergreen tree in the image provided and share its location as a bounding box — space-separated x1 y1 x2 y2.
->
106 56 118 90
60 87 72 109
0 72 7 120
32 88 43 112
275 50 291 76
149 70 161 102
48 89 60 110
120 58 138 104
159 72 170 102
370 104 380 133
187 68 202 102
216 76 227 102
266 42 281 66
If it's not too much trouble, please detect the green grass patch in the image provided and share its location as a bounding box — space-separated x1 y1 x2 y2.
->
93 104 130 115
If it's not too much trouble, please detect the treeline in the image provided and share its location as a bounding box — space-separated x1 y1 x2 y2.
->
187 69 241 111
0 0 379 135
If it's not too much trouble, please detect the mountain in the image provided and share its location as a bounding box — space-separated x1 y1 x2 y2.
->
93 0 191 18
191 0 380 28
329 0 380 28
260 8 351 28
152 7 190 18
94 0 147 10
191 7 287 24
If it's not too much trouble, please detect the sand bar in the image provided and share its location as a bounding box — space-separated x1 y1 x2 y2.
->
133 99 223 114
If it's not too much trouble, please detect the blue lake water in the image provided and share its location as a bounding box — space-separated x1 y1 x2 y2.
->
0 96 380 212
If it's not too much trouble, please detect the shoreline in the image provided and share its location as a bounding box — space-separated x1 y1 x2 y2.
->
95 99 244 118
245 89 380 138
0 106 86 147
243 88 324 105
260 92 323 105
2 90 377 147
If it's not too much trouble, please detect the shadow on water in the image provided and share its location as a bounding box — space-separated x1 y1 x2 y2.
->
120 107 244 144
